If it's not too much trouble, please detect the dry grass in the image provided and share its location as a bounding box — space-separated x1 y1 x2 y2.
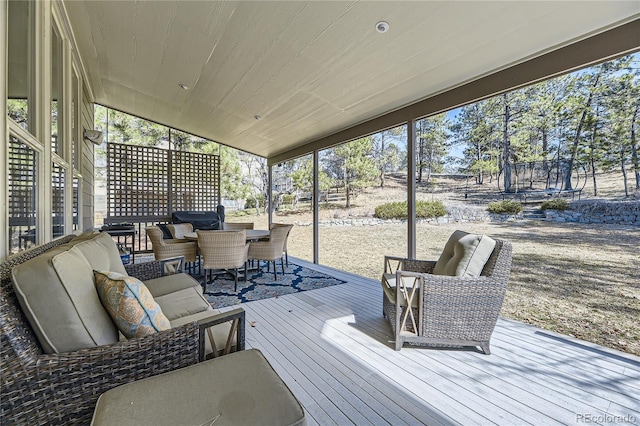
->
229 171 639 356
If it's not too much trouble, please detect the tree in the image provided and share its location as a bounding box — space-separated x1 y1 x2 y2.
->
451 103 499 185
239 152 269 215
372 126 404 187
327 137 378 208
416 114 449 183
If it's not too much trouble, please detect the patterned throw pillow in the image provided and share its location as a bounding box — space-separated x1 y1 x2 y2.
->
94 271 171 339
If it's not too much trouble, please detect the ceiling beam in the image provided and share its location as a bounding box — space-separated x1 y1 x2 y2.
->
268 18 640 166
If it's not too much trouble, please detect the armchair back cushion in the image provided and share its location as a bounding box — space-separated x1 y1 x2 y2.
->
11 232 124 353
432 230 496 277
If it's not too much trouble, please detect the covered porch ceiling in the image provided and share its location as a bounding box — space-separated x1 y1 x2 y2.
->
63 1 640 161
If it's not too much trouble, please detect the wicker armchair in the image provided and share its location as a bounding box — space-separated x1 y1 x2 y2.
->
146 226 197 263
248 224 292 279
382 238 512 354
197 230 250 292
0 236 245 424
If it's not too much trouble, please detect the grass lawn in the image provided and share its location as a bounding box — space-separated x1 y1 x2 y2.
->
230 210 639 357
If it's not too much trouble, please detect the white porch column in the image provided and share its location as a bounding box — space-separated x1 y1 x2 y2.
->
407 120 417 259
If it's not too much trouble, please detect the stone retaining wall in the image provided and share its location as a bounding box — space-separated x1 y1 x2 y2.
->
544 200 640 225
292 204 522 227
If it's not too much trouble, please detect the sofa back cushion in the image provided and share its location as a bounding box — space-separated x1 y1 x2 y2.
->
433 230 497 277
11 242 119 354
75 232 127 275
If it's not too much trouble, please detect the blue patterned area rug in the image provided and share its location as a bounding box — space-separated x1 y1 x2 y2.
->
199 263 347 309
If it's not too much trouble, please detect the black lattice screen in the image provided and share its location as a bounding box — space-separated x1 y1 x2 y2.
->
51 163 65 237
106 143 220 222
8 136 37 253
171 150 220 212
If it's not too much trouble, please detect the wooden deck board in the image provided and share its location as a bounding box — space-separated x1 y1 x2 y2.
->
223 259 640 425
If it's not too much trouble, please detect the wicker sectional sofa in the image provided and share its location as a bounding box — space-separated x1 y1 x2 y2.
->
0 232 245 424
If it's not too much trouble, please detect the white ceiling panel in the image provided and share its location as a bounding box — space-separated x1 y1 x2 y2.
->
63 0 640 159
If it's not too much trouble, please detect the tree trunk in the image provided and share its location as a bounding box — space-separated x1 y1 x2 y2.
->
502 94 512 192
621 157 629 197
565 73 600 190
590 109 599 196
417 135 425 183
630 100 640 190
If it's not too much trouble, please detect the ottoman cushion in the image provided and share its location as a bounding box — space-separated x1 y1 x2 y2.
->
91 349 306 426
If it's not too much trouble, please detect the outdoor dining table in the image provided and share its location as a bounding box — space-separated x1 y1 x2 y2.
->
183 229 270 241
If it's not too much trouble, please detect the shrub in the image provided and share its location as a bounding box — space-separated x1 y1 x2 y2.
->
281 193 296 205
374 202 406 219
541 198 569 211
416 200 446 218
245 195 265 210
374 201 446 220
487 200 523 214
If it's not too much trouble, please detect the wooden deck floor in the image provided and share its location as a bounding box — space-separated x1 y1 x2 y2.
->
222 259 640 425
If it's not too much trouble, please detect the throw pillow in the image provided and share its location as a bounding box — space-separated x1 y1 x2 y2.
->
432 230 497 277
157 224 173 239
94 271 171 338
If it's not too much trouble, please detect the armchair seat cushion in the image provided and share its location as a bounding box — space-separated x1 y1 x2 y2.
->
433 230 496 277
91 349 306 426
381 273 419 308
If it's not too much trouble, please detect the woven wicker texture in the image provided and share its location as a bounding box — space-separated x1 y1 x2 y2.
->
382 239 512 354
270 223 293 264
146 226 197 262
222 222 254 230
0 236 203 424
248 224 291 262
248 225 292 279
196 230 249 270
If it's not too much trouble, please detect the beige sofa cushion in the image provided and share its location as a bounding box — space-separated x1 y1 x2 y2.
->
433 230 496 277
91 349 307 426
144 273 202 297
154 287 211 321
11 245 119 354
74 232 127 275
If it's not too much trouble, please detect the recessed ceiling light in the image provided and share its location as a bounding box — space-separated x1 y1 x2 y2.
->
376 21 389 33
178 83 189 90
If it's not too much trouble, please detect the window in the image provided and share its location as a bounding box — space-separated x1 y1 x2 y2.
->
7 0 35 133
52 163 65 237
8 136 38 254
51 24 64 155
72 70 80 170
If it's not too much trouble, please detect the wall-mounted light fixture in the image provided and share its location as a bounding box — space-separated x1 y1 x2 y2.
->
83 129 104 145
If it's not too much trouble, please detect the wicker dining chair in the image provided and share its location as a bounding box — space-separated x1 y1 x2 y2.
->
247 224 292 279
146 226 197 263
382 236 512 354
222 222 255 230
270 223 293 266
197 230 249 292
